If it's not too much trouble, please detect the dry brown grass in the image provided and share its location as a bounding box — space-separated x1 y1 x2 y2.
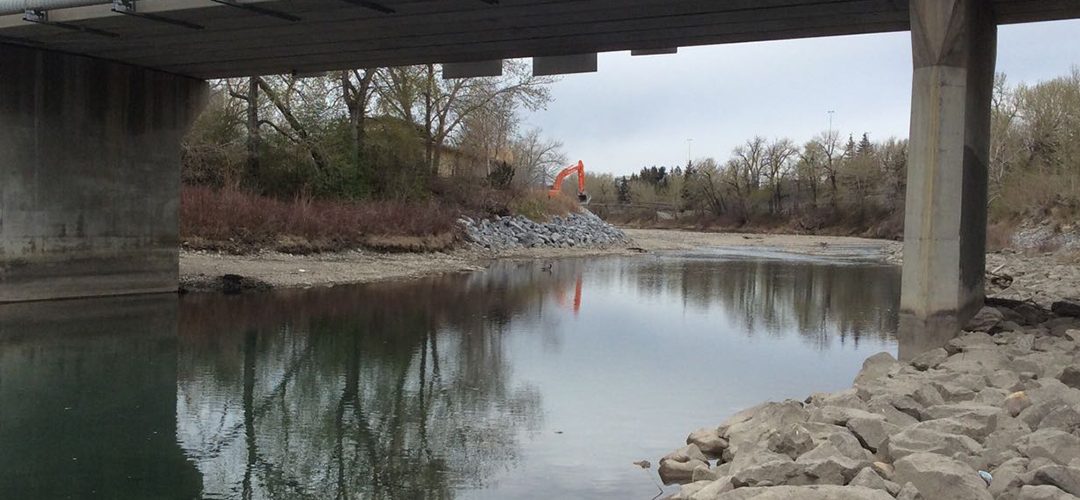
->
180 186 460 253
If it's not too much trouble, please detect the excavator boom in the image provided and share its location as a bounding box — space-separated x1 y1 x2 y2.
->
549 160 590 204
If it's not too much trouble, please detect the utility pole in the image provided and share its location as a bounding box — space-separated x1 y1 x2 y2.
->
827 110 835 137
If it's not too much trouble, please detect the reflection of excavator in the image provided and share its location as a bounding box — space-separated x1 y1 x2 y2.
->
549 160 590 204
553 274 584 315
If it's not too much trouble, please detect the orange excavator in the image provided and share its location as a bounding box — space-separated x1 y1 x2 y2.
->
549 160 590 204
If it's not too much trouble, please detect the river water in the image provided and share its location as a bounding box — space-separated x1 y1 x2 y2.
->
0 250 899 499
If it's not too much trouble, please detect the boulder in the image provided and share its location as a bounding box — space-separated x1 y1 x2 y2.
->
1007 391 1036 417
893 452 993 500
692 464 719 482
910 348 948 371
764 424 814 460
1040 406 1080 433
895 482 923 500
853 352 902 388
848 466 896 494
660 458 710 485
990 370 1024 391
1060 367 1080 391
661 444 712 484
1016 429 1080 465
989 457 1031 499
1017 485 1079 500
794 443 870 485
884 427 982 462
671 480 712 500
711 485 894 500
1052 299 1080 318
687 476 734 500
871 461 895 481
730 458 802 488
847 415 900 454
688 427 730 458
913 409 998 441
966 307 1005 332
1026 465 1080 497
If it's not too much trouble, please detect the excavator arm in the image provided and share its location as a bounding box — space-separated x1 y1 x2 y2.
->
549 160 590 204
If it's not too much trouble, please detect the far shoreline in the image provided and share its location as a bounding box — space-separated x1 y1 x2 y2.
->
178 229 899 294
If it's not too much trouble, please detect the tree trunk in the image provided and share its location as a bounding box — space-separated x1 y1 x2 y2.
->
245 77 260 187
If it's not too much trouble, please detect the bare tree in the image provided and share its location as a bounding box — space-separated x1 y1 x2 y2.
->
378 61 555 175
511 128 567 187
763 138 798 214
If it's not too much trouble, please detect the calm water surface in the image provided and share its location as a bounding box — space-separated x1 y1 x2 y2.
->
0 251 900 499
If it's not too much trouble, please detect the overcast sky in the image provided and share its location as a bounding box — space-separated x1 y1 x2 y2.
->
520 19 1080 177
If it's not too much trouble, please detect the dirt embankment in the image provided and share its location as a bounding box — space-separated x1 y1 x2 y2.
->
179 228 899 293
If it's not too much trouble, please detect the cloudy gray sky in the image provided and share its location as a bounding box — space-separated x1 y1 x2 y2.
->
521 19 1080 177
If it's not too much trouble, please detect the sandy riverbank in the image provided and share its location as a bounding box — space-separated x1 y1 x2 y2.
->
179 228 898 292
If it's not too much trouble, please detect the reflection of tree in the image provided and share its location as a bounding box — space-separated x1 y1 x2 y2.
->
177 267 568 499
614 256 899 348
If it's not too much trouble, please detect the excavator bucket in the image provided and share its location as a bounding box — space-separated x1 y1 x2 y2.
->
578 192 590 205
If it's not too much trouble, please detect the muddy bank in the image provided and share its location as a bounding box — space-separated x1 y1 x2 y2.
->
179 229 898 293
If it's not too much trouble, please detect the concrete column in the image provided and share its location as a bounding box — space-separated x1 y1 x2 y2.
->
0 44 207 302
899 0 996 358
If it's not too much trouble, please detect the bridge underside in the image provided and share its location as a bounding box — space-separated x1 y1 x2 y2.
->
0 0 1077 353
0 0 1076 78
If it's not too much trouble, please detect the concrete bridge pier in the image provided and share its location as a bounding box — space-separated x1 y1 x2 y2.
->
0 44 207 302
899 0 997 359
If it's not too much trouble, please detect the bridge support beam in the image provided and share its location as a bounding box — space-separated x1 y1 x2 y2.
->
0 44 207 302
899 0 996 358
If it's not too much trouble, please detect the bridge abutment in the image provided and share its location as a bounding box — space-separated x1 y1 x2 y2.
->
0 44 206 302
899 0 996 358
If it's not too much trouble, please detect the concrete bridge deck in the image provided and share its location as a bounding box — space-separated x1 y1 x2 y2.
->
0 0 1076 78
1 0 1078 355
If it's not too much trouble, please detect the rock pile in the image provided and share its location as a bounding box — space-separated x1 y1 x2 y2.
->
459 210 629 251
662 299 1080 500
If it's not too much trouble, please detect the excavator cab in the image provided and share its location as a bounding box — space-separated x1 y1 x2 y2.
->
549 160 590 205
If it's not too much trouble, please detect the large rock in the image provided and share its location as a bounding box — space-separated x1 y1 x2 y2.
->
688 427 730 458
660 458 710 485
893 452 993 500
847 414 900 453
884 427 982 462
989 457 1031 499
1016 429 1080 465
660 444 711 484
1052 299 1080 318
966 307 1005 332
1060 367 1080 391
910 348 948 371
794 442 871 485
1007 391 1036 417
764 424 814 460
711 485 895 500
912 409 998 441
1017 485 1079 500
687 476 734 500
853 353 902 388
848 466 900 495
1026 465 1080 497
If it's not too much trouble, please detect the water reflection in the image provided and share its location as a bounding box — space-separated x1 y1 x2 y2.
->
0 252 900 499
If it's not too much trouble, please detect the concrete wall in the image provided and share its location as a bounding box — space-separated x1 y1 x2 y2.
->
0 44 207 302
